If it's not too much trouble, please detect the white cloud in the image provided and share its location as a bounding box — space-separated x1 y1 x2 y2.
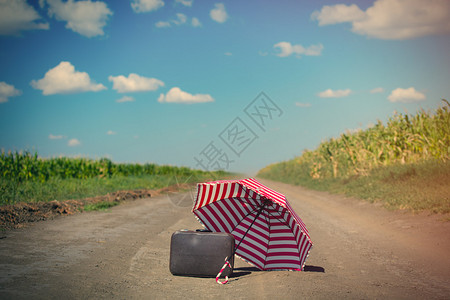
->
116 95 135 103
68 138 81 147
311 0 450 40
311 4 365 26
173 13 187 25
295 102 312 108
132 0 164 13
370 87 384 94
106 130 116 135
191 17 201 27
49 134 65 140
0 82 22 103
224 52 232 56
46 0 112 38
156 13 200 28
31 61 106 95
318 89 352 98
274 42 323 58
387 87 426 103
155 21 171 28
158 87 214 104
176 0 192 7
210 3 228 23
109 73 164 93
0 0 49 35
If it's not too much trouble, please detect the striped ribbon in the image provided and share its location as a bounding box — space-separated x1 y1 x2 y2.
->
216 257 232 285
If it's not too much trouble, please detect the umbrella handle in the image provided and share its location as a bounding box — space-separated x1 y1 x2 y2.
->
216 257 232 285
217 204 265 285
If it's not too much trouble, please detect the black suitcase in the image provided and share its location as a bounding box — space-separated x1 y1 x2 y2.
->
169 230 235 277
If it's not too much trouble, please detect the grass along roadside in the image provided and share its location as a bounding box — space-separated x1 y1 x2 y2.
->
259 160 449 214
0 152 234 228
0 174 228 229
0 151 231 206
0 173 226 206
258 101 450 215
83 201 120 212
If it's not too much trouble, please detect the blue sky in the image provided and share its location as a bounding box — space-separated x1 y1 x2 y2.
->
1 0 449 175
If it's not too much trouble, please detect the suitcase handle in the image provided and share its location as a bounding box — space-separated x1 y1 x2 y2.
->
195 229 212 232
216 256 232 285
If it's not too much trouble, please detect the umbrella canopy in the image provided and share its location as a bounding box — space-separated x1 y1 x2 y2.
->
192 178 312 271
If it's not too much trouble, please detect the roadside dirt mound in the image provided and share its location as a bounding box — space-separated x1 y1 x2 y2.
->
0 184 193 230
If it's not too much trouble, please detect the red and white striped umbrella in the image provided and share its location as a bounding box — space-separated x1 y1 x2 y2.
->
192 178 312 272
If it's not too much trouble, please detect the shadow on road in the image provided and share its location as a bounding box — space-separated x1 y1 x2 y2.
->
304 265 325 273
231 265 325 279
230 266 260 278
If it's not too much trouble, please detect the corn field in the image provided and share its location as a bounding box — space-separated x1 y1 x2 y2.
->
0 152 211 183
0 153 225 205
261 100 450 180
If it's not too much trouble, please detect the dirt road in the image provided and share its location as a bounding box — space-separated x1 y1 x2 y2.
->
1 179 449 299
